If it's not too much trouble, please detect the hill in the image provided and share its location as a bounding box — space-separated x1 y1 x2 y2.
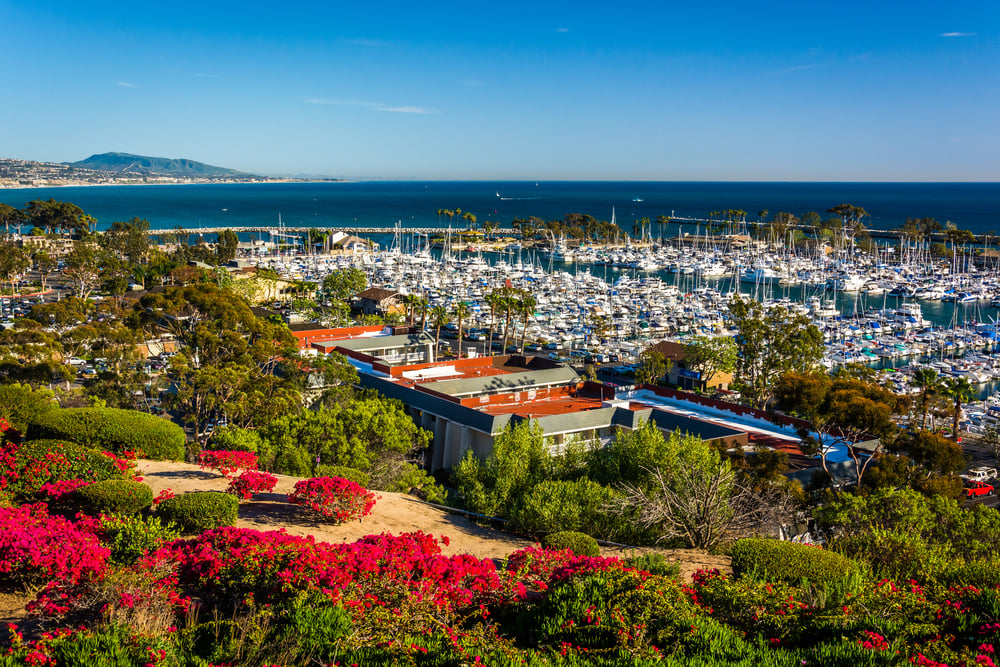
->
68 152 252 177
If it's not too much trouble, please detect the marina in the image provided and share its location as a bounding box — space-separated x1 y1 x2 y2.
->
240 227 1000 423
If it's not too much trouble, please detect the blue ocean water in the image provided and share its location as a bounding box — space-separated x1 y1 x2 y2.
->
1 181 998 234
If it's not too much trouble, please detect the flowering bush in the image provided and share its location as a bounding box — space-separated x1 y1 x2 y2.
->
3 439 133 502
287 476 376 523
198 449 259 477
38 478 92 502
0 504 109 615
227 470 278 500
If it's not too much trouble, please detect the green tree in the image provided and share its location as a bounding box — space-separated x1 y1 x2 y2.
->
216 229 240 265
942 376 974 441
453 301 471 358
518 292 537 353
636 347 669 385
912 368 941 430
682 335 738 388
321 267 367 303
32 250 58 292
453 420 550 518
0 242 30 296
64 241 101 299
727 295 824 409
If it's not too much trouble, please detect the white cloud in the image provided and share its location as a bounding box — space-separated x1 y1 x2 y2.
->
941 32 975 37
555 27 569 33
192 72 220 79
377 106 435 114
116 81 136 88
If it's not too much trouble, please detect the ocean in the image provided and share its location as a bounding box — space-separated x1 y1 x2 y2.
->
1 181 999 235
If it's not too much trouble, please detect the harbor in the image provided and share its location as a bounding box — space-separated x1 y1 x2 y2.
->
234 227 1000 425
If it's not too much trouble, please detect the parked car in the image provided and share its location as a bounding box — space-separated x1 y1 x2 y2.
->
964 467 998 483
963 480 995 498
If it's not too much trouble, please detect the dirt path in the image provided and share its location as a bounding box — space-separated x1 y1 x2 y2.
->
137 459 731 580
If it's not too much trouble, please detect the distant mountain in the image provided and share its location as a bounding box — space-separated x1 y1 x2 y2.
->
68 152 252 177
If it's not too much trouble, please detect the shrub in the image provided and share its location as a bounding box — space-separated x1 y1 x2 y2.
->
622 552 681 578
0 383 57 433
5 439 133 502
287 477 376 523
156 492 239 534
198 449 259 477
72 480 154 516
28 408 185 460
731 538 860 585
313 465 370 487
512 477 617 537
227 470 278 501
542 531 601 557
208 425 261 452
98 514 181 565
0 504 109 616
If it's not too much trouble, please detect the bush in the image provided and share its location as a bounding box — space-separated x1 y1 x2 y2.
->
622 552 681 578
208 426 261 452
313 465 370 487
731 538 859 585
512 478 617 538
4 439 133 502
0 383 56 434
198 449 259 477
28 407 185 460
227 470 278 501
72 480 154 516
542 531 601 557
287 477 376 523
156 492 239 534
98 514 181 565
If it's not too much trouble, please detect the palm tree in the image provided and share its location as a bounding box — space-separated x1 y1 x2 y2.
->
943 377 975 441
417 296 430 331
518 293 538 354
402 294 419 326
453 302 471 359
912 368 940 430
484 291 503 355
501 288 517 352
430 306 449 356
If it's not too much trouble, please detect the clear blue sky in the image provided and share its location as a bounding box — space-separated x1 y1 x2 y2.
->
2 0 997 181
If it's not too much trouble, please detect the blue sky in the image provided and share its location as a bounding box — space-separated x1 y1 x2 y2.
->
1 1 997 180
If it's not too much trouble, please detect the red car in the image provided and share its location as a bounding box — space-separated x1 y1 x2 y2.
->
963 480 995 498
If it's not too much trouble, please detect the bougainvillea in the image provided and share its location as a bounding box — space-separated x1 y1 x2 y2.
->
38 478 92 501
287 476 376 523
0 504 110 615
227 471 278 501
198 450 259 477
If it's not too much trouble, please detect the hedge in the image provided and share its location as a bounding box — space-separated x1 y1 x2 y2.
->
28 407 185 460
542 531 601 557
156 492 239 534
731 538 859 585
72 480 153 516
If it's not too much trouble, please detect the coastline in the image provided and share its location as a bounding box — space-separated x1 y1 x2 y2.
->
0 178 346 190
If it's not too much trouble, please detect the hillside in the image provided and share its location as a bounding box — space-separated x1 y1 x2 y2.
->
68 152 251 177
